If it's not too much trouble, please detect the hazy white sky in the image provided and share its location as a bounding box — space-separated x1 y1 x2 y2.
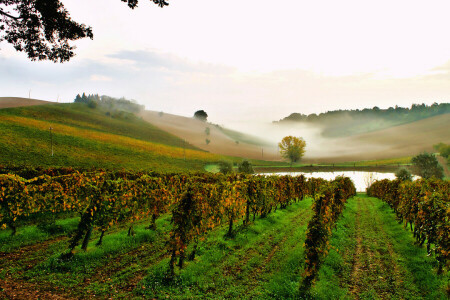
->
1 0 449 125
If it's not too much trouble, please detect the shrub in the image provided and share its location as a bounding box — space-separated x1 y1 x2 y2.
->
395 168 412 181
218 161 233 174
238 160 254 174
412 152 444 179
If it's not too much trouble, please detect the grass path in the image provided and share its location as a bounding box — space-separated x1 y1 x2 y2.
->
136 198 314 299
313 194 449 299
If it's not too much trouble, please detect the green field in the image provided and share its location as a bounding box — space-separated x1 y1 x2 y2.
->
0 195 448 299
0 103 224 172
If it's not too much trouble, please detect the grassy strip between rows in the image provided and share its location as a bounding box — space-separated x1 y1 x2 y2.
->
136 198 314 299
2 198 315 299
3 195 447 299
312 194 449 299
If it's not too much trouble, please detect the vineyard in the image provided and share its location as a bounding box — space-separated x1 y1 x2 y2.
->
0 167 448 299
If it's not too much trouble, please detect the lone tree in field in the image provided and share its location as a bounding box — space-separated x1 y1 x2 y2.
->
411 152 444 179
278 136 306 166
0 0 168 62
194 110 208 122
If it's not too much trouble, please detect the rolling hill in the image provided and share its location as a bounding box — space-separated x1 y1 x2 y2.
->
2 97 448 167
0 99 222 171
139 110 279 161
0 97 51 108
304 113 450 163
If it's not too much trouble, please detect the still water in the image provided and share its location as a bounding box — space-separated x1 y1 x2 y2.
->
261 171 419 193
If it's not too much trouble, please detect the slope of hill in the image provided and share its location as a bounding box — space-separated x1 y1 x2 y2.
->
0 97 51 108
139 111 279 161
0 101 221 171
276 103 450 137
305 113 450 163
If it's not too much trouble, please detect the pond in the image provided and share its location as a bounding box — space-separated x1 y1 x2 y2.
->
260 171 419 192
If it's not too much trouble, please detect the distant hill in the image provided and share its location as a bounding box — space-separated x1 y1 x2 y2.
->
276 103 450 137
139 111 278 161
303 114 450 163
0 97 51 108
0 99 222 171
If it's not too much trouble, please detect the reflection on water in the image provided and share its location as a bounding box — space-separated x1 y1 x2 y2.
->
261 171 419 193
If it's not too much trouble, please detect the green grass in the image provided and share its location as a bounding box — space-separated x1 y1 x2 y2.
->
1 103 199 150
327 157 412 167
136 198 314 299
2 195 448 299
0 217 79 252
312 194 449 299
0 103 223 172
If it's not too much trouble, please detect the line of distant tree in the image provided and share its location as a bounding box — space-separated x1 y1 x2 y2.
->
276 102 450 137
74 93 144 113
277 103 449 123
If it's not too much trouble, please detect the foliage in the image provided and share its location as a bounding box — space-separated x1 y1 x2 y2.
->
278 136 306 165
218 161 233 174
301 176 356 290
74 94 144 113
411 152 444 179
434 142 450 160
0 0 167 62
367 178 450 273
205 127 210 136
205 138 210 145
277 103 450 137
237 160 254 174
395 167 412 181
194 110 208 122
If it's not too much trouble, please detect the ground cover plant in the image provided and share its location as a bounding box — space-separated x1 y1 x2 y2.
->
0 167 448 299
0 103 221 172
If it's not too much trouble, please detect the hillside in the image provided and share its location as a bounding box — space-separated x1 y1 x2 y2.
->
139 110 279 161
276 103 450 137
0 100 222 171
304 113 450 163
0 97 51 108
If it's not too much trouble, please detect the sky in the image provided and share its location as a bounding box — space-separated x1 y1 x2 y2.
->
1 0 449 126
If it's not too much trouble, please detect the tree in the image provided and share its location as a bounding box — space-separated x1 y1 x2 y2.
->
278 136 306 166
434 142 450 159
74 94 82 103
194 110 208 122
218 161 233 174
411 152 444 179
395 168 412 181
0 0 168 62
238 160 254 174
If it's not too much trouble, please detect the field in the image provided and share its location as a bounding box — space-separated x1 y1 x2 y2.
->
0 99 448 299
139 105 450 164
139 110 279 161
0 97 51 109
0 168 448 300
1 195 448 299
0 101 224 172
313 114 450 163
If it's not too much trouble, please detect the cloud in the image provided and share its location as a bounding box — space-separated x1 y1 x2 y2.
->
108 50 234 74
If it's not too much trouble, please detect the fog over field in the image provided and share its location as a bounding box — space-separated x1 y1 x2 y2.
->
1 0 450 127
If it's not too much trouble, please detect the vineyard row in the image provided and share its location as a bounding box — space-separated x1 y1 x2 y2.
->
1 168 356 286
367 178 449 273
